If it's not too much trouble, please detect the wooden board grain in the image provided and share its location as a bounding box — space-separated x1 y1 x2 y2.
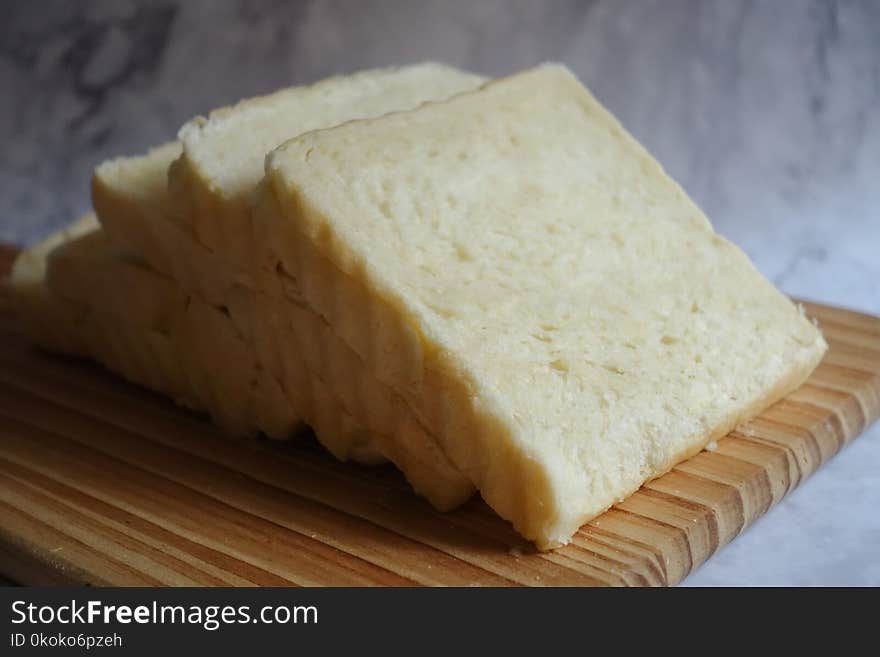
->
0 244 877 586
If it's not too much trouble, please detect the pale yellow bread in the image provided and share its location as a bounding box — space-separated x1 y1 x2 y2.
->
12 220 373 460
8 214 99 353
10 217 297 439
93 173 475 510
91 141 182 275
89 67 482 510
8 215 200 412
217 280 474 508
167 63 487 267
92 142 240 306
224 273 471 509
261 64 827 548
47 226 186 334
40 221 394 464
18 217 472 509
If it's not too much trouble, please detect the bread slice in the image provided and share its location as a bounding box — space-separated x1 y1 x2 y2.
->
46 221 404 464
47 225 186 334
10 217 298 439
13 218 368 455
9 217 190 402
8 216 200 411
260 64 828 548
166 63 487 267
91 141 181 274
90 78 478 509
93 142 240 306
21 215 473 508
69 235 473 506
7 214 99 353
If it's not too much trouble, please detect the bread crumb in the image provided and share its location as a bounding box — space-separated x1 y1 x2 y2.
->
705 441 719 452
509 546 524 558
736 423 757 437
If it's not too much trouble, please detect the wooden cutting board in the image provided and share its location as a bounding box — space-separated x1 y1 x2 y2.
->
0 243 878 586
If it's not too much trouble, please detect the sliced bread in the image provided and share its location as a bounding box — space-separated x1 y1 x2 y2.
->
25 217 472 507
91 130 476 511
167 63 486 267
8 214 99 353
13 217 302 438
260 64 828 548
92 143 240 305
9 216 200 410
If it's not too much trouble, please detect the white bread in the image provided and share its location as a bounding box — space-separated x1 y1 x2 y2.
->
89 68 480 509
260 64 828 548
91 141 181 274
11 217 298 438
167 63 487 267
17 216 472 507
47 227 186 334
8 216 200 410
93 142 240 305
95 169 474 510
45 221 398 463
7 214 99 353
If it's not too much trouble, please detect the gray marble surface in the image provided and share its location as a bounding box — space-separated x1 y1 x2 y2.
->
1 0 877 585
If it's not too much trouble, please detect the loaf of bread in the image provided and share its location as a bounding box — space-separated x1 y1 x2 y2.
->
260 64 827 548
9 62 826 550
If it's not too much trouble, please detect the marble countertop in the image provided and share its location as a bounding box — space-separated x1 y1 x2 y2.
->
1 0 877 585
